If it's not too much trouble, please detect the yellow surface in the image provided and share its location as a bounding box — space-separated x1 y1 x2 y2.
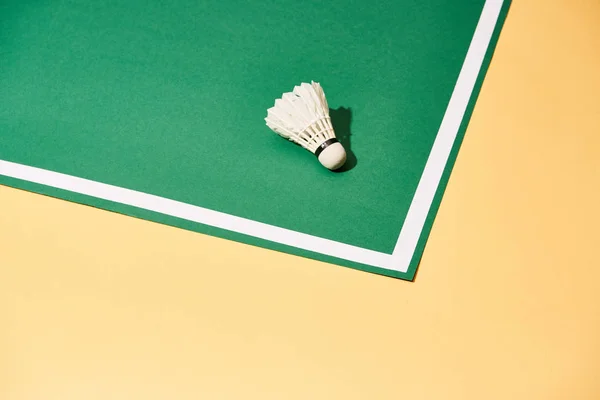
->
1 0 600 398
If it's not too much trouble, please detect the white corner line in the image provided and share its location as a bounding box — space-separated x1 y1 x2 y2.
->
0 0 504 275
0 159 393 269
390 0 505 272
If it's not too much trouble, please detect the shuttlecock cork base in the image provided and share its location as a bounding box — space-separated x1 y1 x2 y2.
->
265 81 347 171
315 138 346 170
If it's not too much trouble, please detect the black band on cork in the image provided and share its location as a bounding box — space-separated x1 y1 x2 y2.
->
314 138 339 157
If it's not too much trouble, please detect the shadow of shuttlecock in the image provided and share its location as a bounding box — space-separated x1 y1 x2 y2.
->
329 107 358 172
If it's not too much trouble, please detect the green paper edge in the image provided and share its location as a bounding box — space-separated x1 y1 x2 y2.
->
404 0 512 281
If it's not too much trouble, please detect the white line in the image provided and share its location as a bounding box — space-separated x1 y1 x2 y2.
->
0 160 392 268
0 0 504 274
390 0 504 271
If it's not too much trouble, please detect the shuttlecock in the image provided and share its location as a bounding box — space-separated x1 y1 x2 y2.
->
265 81 347 170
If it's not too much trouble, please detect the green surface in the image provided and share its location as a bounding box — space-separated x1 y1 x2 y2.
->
0 0 510 279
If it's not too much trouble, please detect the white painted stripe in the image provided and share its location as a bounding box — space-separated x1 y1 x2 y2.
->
390 0 504 271
0 0 504 275
0 160 392 268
